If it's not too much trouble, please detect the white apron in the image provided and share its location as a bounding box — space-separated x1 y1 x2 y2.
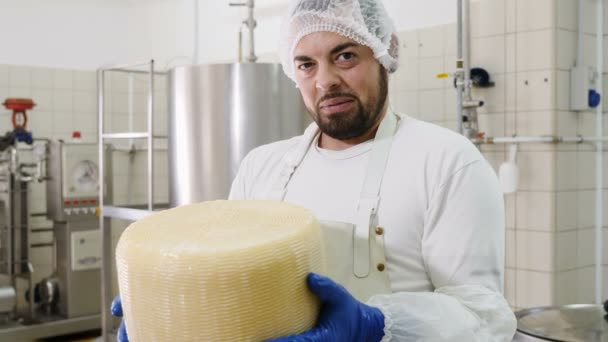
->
267 110 400 302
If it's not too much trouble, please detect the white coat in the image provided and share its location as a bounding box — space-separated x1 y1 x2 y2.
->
229 113 517 341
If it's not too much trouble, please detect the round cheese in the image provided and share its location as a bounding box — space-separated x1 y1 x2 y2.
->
115 200 326 342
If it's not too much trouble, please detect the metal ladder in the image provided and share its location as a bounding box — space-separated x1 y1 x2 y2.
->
96 60 158 342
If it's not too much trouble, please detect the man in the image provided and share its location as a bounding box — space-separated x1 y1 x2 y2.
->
113 0 517 340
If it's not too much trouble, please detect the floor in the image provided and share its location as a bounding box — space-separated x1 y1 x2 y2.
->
37 330 102 342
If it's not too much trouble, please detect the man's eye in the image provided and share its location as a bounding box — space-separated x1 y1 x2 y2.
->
337 52 355 61
298 62 314 70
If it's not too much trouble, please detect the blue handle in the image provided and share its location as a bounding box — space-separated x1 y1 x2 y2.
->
589 89 602 108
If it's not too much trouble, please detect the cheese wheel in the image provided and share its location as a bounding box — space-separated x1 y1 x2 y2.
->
115 200 326 342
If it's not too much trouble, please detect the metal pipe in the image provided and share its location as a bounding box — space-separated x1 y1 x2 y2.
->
230 0 257 63
97 68 112 342
193 0 199 64
238 25 244 63
98 61 155 72
9 147 17 174
456 0 464 134
128 74 135 206
128 74 135 150
247 0 256 63
102 132 149 139
102 206 153 222
472 135 608 145
457 0 463 60
104 69 168 76
577 0 585 67
594 0 604 305
461 0 480 139
462 0 471 102
112 147 168 152
27 262 34 319
147 60 155 212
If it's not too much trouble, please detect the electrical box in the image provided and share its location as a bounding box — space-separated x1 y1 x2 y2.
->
70 230 101 271
571 66 601 111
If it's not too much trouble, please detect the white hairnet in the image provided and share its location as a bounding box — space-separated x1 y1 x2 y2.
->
279 0 400 82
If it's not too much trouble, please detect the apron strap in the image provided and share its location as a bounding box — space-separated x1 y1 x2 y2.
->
270 109 401 278
267 122 319 201
353 110 399 278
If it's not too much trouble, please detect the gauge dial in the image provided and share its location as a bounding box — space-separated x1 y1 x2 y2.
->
70 160 99 192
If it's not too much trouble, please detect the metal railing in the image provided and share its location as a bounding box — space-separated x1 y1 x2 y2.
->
97 60 158 342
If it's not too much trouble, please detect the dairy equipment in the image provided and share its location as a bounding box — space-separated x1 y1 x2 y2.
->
513 304 608 341
0 139 110 341
168 63 307 206
45 142 104 318
0 146 34 322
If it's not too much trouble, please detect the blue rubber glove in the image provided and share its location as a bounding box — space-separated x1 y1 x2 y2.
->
111 295 129 342
268 273 385 342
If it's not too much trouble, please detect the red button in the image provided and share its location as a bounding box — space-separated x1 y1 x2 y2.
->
82 199 88 204
64 200 71 205
73 200 79 205
91 199 97 204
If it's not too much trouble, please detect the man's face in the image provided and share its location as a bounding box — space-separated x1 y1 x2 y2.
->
293 31 388 141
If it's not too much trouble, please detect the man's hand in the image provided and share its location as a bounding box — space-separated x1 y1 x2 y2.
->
268 273 385 342
111 296 129 342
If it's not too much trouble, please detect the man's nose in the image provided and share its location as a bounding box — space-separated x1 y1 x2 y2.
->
315 64 341 92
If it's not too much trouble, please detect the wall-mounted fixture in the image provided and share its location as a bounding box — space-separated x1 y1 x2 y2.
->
571 65 601 111
470 67 494 88
456 0 485 139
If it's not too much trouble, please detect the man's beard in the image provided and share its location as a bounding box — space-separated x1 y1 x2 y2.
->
309 67 388 141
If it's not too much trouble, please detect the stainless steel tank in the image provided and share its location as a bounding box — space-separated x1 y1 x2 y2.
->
168 63 307 206
512 304 608 341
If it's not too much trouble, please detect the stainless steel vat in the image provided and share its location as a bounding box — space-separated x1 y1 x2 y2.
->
168 63 307 206
512 305 608 341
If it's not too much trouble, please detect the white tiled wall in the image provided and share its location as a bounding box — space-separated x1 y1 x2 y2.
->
393 0 608 310
391 25 456 129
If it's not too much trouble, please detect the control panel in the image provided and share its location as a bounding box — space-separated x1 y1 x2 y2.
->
46 141 109 222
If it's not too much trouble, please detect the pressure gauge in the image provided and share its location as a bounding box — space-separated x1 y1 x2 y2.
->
70 160 99 193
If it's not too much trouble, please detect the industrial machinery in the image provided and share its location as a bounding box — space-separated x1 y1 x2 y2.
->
512 304 608 341
45 141 104 318
168 0 307 206
0 130 109 340
0 146 35 324
168 63 307 206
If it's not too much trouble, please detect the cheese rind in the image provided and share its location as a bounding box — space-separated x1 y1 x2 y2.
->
115 200 326 342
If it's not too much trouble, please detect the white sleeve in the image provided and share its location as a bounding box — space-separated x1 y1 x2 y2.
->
368 160 517 341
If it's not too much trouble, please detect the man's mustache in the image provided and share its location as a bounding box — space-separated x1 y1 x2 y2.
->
316 92 359 110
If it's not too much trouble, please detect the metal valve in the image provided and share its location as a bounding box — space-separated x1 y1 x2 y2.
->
229 0 257 63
